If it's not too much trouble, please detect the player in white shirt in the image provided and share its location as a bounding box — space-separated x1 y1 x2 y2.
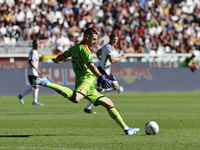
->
84 33 126 114
18 39 43 106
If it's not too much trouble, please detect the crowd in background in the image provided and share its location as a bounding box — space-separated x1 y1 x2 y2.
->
0 0 200 54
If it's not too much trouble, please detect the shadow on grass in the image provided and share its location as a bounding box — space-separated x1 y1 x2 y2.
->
2 113 76 115
0 134 147 138
0 134 78 138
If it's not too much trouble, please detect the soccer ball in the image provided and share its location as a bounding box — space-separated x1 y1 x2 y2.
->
144 121 159 135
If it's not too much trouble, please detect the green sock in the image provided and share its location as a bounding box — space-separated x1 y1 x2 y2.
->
107 106 128 130
46 82 73 99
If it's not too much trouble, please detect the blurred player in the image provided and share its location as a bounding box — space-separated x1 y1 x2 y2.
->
35 28 140 135
179 54 199 72
84 33 126 114
18 39 43 106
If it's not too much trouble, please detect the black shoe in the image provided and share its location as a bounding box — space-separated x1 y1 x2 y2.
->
84 108 96 114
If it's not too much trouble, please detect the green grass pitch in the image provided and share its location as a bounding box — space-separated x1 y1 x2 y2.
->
0 92 200 150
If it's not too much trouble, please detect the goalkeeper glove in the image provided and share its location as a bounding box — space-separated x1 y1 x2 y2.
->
98 75 112 89
52 58 61 64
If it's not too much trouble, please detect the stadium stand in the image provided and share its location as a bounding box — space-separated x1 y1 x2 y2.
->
0 0 200 59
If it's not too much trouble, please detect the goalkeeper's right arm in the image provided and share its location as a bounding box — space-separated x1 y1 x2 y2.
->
52 53 66 64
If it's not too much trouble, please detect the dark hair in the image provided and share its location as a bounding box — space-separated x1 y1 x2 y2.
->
32 39 39 49
84 28 98 37
191 54 195 58
109 33 118 40
135 44 142 50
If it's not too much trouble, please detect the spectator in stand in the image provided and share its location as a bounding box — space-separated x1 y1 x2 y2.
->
149 35 158 51
128 1 136 16
99 31 110 45
36 24 46 39
4 10 12 26
24 31 32 41
16 9 25 30
72 2 81 19
183 15 192 26
91 3 99 18
148 23 157 36
193 3 200 24
34 9 42 26
164 34 175 52
118 39 126 52
138 22 145 38
166 22 174 34
2 0 200 55
79 3 87 15
124 32 131 43
40 1 48 12
17 30 25 41
173 30 183 51
1 2 8 12
176 41 185 53
184 37 194 53
48 0 58 13
62 2 73 19
124 42 135 53
46 7 56 26
6 22 13 38
67 20 81 42
18 0 25 10
6 0 15 9
0 22 7 42
132 33 140 47
146 15 159 28
51 22 61 36
130 18 139 29
26 0 34 7
11 5 18 25
193 30 200 50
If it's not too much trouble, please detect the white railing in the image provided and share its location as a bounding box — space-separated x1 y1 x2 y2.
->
1 40 200 63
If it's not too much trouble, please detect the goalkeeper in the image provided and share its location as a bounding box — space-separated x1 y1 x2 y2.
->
35 28 140 135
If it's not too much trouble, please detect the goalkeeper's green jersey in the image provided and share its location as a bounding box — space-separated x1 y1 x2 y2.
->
63 43 95 79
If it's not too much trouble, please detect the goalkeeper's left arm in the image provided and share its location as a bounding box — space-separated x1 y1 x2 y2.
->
87 63 111 89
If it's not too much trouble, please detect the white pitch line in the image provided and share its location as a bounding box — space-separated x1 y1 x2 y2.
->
0 147 92 150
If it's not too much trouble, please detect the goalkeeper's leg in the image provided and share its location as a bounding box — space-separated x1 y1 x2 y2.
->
35 77 73 99
100 97 140 135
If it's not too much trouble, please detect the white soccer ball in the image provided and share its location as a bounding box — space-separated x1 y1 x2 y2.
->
144 121 159 135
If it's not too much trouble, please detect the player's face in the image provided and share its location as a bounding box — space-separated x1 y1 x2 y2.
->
110 37 118 46
33 40 40 49
37 40 40 48
88 34 98 47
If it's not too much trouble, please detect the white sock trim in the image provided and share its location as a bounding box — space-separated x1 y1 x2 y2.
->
33 88 39 103
85 101 93 109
